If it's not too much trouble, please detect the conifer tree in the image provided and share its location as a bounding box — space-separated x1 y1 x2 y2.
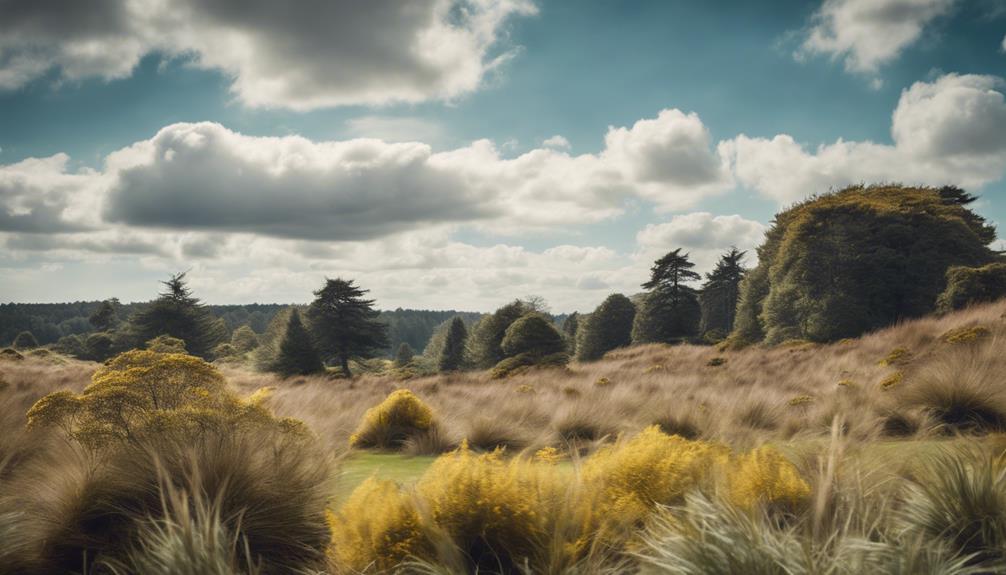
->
89 299 119 332
437 316 468 372
394 342 415 367
306 278 389 378
699 248 747 341
632 249 701 344
561 312 580 354
271 309 324 377
126 273 226 359
576 294 636 361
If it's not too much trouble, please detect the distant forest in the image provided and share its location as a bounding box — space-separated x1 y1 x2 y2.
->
0 301 483 358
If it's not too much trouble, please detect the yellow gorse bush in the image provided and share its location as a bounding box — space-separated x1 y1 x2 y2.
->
942 325 991 344
726 445 811 511
349 389 435 449
26 350 300 449
582 426 729 536
327 477 429 572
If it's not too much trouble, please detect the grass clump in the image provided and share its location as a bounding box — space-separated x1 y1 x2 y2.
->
349 389 436 450
879 347 912 366
903 350 1006 434
942 325 991 345
879 372 903 392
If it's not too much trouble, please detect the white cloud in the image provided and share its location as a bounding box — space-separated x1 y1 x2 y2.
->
0 154 104 233
344 116 447 144
542 135 571 150
798 0 957 75
723 73 1006 203
0 0 537 110
636 212 765 273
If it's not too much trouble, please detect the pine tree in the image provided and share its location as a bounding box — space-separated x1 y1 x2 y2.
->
699 248 747 341
576 294 635 361
395 342 415 367
271 309 324 377
89 299 119 331
438 316 468 372
126 273 227 359
561 312 580 354
633 249 701 344
306 278 389 378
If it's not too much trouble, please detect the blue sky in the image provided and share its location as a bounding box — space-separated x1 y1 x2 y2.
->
1 0 1005 311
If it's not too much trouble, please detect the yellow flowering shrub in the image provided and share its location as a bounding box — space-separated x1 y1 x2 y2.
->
26 350 296 449
880 371 903 391
942 325 991 344
349 389 436 449
534 446 562 464
787 395 815 407
727 445 811 511
415 445 565 571
582 426 728 536
878 347 912 366
327 478 429 572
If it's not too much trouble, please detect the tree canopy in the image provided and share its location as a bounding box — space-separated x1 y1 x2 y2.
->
732 185 997 345
576 294 636 361
306 278 389 378
437 316 468 372
633 249 701 344
270 309 324 377
699 248 747 342
126 273 227 359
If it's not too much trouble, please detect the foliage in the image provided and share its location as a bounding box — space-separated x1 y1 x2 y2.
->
733 185 997 346
146 334 187 354
83 331 118 361
268 309 324 377
89 299 119 332
126 273 228 359
879 347 912 366
562 312 580 354
937 263 1006 313
437 316 468 372
26 350 302 450
501 313 566 358
12 331 38 350
466 299 535 369
576 294 636 361
395 342 415 367
633 250 702 344
306 278 389 378
229 325 259 353
350 389 436 450
699 248 747 340
726 446 811 512
491 351 568 379
942 325 991 345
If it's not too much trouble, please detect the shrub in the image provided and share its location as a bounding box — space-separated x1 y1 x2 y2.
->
327 477 429 572
491 350 568 379
879 347 912 366
349 390 436 450
879 372 903 391
726 446 810 512
12 331 38 350
582 426 728 537
902 354 1006 433
229 325 259 353
463 416 530 452
0 348 24 361
942 325 991 345
707 357 727 367
937 262 1006 312
83 331 117 361
26 350 299 450
501 313 567 358
466 300 534 369
146 334 187 354
395 342 415 367
575 294 636 361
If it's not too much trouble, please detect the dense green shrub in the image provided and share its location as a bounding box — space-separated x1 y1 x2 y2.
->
937 262 1006 312
732 185 996 346
501 313 566 358
576 294 636 361
12 331 38 351
466 300 534 369
229 325 259 353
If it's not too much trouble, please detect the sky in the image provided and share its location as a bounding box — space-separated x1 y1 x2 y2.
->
1 0 1005 313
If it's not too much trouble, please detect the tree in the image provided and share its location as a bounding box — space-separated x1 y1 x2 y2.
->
83 332 116 361
437 316 468 372
394 342 415 367
466 300 534 369
126 273 227 359
501 313 566 358
271 309 324 377
632 249 701 344
12 330 38 350
937 263 1006 312
231 325 260 353
89 299 119 331
561 312 580 354
576 294 636 361
732 185 997 345
699 248 747 341
306 278 389 378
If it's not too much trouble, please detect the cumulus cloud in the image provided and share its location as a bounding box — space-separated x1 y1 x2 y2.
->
0 0 537 109
0 154 103 233
636 212 765 273
542 135 571 150
344 116 446 144
723 73 1006 203
798 0 957 75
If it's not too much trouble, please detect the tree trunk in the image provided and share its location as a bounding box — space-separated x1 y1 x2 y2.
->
340 354 352 378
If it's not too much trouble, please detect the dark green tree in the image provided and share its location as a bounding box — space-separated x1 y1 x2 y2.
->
12 330 38 350
561 312 580 354
732 185 997 345
394 342 415 367
937 262 1006 312
230 325 260 353
83 332 116 361
699 248 747 342
501 313 566 358
88 299 119 331
126 273 227 358
270 309 324 377
466 299 534 369
306 278 389 378
632 249 701 344
576 294 636 361
437 316 468 372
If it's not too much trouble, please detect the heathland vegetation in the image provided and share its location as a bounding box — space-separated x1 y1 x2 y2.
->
3 185 1006 573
